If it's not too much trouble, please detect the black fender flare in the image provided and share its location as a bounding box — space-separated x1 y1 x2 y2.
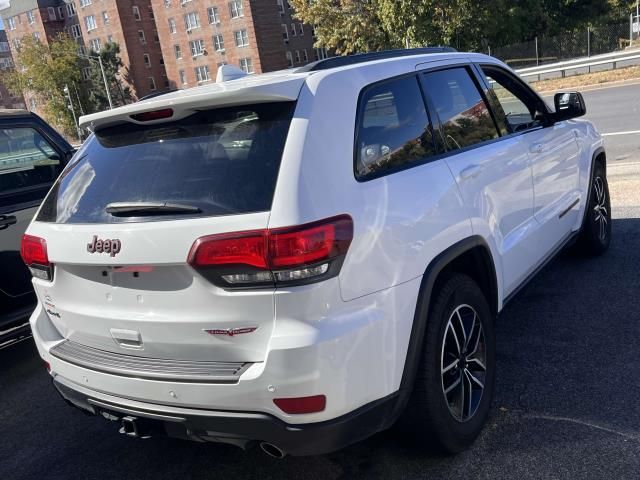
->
388 235 498 421
579 146 606 230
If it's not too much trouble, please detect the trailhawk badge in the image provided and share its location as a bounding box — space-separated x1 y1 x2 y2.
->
87 235 122 257
204 327 258 337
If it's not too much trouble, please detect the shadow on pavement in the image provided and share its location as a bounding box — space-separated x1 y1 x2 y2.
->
2 218 639 480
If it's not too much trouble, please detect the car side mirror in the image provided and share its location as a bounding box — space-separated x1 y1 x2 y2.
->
552 92 586 122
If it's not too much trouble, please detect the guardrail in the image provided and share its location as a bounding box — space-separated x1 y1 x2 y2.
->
515 48 640 80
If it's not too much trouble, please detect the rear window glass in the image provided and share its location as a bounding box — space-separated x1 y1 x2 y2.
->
37 102 295 224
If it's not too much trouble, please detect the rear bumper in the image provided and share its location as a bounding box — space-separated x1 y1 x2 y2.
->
53 375 400 456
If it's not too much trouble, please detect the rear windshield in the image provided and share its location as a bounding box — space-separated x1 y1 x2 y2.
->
37 102 295 224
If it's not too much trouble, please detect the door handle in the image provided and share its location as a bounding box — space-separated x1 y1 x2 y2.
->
530 143 544 154
460 164 482 180
0 215 17 230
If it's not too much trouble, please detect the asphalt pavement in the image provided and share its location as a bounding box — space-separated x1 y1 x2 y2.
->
2 84 640 480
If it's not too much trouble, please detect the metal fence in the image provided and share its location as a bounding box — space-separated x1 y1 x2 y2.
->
491 23 631 69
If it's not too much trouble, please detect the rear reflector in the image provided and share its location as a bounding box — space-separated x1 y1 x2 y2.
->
188 215 353 288
273 395 326 414
44 361 51 373
130 108 174 122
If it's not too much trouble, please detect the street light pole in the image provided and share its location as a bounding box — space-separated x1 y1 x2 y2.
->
79 53 113 109
97 55 113 109
64 84 82 142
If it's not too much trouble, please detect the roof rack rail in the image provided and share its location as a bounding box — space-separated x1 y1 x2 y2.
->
297 47 457 72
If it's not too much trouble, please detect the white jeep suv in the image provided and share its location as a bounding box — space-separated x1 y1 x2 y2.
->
22 49 610 457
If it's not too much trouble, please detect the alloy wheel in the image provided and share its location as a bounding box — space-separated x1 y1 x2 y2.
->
593 176 608 242
441 304 487 422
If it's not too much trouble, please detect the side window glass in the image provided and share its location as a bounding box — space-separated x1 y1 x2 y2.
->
0 127 62 195
481 66 543 134
356 75 435 178
422 67 499 151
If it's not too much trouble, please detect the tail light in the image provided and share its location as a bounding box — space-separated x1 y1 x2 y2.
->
188 215 353 288
20 235 53 281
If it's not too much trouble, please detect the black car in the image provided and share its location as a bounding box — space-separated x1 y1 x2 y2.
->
0 110 74 348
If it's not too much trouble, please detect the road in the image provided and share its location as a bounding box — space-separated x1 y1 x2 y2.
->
2 83 640 480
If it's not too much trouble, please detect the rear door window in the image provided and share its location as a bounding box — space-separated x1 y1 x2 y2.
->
355 75 435 179
37 102 295 224
0 127 62 196
421 67 499 152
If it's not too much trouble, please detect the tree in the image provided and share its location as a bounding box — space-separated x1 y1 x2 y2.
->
86 42 132 110
1 33 85 138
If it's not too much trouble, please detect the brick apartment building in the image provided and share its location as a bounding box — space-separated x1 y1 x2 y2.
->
0 30 26 109
150 0 326 89
0 0 167 106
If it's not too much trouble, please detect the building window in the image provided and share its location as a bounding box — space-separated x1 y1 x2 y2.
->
7 17 16 30
82 67 91 80
148 5 155 20
138 30 146 45
179 69 186 85
277 0 284 14
184 11 200 31
213 34 224 52
189 39 205 57
229 1 243 18
133 6 141 21
107 35 114 43
281 24 288 42
195 65 211 83
85 15 97 31
153 29 160 42
79 0 92 7
234 29 248 47
102 11 109 24
295 50 300 63
181 0 193 4
164 0 172 7
143 54 151 67
168 18 176 34
89 38 101 52
208 6 220 24
48 7 56 20
291 23 296 37
58 6 65 19
239 57 253 74
286 51 293 67
303 49 308 62
298 23 304 35
33 32 41 41
0 42 9 52
71 24 82 38
12 39 20 51
27 11 35 25
148 77 156 91
67 2 77 17
174 44 182 59
315 47 327 60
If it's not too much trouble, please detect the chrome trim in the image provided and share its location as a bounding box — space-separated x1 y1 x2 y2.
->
50 340 251 383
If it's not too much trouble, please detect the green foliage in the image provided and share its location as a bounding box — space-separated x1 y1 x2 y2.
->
1 33 83 137
86 42 132 110
290 0 637 54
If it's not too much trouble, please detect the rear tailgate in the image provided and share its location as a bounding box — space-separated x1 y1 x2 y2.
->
28 102 295 364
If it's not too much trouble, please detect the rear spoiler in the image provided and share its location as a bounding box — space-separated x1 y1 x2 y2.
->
79 75 305 132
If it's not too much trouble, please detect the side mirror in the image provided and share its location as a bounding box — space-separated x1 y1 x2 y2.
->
552 92 586 122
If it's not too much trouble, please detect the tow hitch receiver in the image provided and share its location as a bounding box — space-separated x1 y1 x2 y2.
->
119 416 151 439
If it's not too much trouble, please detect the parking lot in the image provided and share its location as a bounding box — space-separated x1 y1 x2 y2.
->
2 83 640 479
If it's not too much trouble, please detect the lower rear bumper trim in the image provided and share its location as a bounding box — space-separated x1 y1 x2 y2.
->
53 375 400 456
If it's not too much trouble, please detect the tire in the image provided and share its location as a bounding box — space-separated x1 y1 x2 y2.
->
576 161 611 256
399 273 496 454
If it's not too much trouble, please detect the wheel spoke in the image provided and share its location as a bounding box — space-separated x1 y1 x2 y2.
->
455 310 467 349
448 322 462 356
467 356 486 371
463 370 474 419
444 372 462 395
465 369 485 389
442 358 459 374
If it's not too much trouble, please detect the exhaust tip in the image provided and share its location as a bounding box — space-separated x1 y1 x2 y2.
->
259 442 286 459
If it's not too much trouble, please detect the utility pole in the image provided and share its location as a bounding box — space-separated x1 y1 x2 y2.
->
64 84 82 142
98 55 113 109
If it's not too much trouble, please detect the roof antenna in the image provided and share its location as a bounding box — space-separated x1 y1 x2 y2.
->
216 65 248 83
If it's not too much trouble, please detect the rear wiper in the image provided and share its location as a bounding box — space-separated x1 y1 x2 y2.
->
105 202 202 216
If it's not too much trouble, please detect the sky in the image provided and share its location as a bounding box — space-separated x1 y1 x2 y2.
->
0 1 7 29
